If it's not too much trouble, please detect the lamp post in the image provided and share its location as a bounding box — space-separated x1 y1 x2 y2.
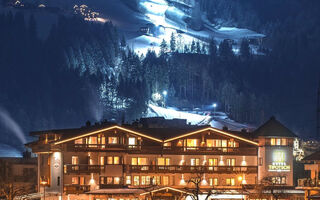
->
213 103 217 118
162 90 168 107
40 181 48 200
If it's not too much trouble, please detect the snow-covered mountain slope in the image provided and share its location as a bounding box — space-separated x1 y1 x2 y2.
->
2 0 265 54
147 104 255 131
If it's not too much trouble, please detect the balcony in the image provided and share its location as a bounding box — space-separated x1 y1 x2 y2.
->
125 165 257 174
66 144 256 155
297 178 320 188
64 164 105 174
64 185 90 194
164 146 257 155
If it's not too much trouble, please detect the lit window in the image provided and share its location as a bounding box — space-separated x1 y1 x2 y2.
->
75 139 83 144
100 156 105 165
153 176 161 185
146 176 151 185
157 158 170 166
187 139 199 147
276 138 281 145
214 178 218 186
108 137 118 144
281 138 287 145
107 157 113 164
208 158 218 167
133 176 139 186
177 140 183 146
138 158 147 165
207 139 214 147
164 142 171 147
107 156 120 165
226 158 236 166
101 136 106 145
226 178 235 186
126 176 131 185
228 140 239 147
114 177 120 184
221 140 227 147
131 158 137 165
100 177 105 184
80 177 85 185
191 158 200 166
271 138 276 145
215 140 221 147
72 177 79 185
163 176 169 186
72 156 79 165
141 176 146 185
128 137 136 145
114 156 120 164
209 178 218 186
89 136 97 144
107 177 113 184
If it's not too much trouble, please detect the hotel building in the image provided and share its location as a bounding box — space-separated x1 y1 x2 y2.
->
27 117 302 200
297 150 320 200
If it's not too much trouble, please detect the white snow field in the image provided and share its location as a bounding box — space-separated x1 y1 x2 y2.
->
147 104 255 131
1 0 265 54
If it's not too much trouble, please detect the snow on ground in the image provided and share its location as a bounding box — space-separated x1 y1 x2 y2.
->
147 104 255 131
148 104 211 125
125 0 265 55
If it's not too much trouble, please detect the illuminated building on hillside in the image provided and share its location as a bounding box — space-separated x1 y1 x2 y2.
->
26 117 304 200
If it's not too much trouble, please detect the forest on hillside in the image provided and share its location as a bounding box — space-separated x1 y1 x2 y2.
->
0 0 320 150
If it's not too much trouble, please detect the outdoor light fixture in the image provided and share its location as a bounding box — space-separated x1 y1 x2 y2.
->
162 90 167 96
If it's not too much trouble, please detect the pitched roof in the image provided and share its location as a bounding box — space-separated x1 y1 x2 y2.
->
302 151 320 162
254 116 297 138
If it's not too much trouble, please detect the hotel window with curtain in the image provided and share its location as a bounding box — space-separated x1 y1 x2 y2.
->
187 139 199 147
226 178 235 186
131 157 147 165
128 137 136 146
271 138 287 146
226 158 236 166
157 158 170 166
108 137 118 144
107 156 120 165
190 158 200 166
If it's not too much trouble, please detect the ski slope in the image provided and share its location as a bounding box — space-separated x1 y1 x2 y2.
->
147 104 255 131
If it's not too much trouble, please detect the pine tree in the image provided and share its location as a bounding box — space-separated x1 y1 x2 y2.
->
196 41 201 54
240 38 251 60
160 39 168 55
170 33 176 52
219 39 234 59
190 40 196 53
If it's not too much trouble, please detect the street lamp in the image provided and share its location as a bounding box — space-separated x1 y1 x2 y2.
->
162 90 167 96
213 103 217 118
40 180 48 200
162 90 168 107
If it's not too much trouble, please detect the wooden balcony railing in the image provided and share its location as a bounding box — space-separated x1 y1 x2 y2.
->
66 144 257 155
64 164 105 174
64 185 90 194
297 178 320 187
125 165 257 174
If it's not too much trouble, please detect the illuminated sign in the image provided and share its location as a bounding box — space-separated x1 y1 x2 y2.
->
268 150 290 172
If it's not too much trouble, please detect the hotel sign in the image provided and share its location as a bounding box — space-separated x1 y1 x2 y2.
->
268 150 290 172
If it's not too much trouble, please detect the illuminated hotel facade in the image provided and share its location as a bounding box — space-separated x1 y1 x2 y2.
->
27 117 303 200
